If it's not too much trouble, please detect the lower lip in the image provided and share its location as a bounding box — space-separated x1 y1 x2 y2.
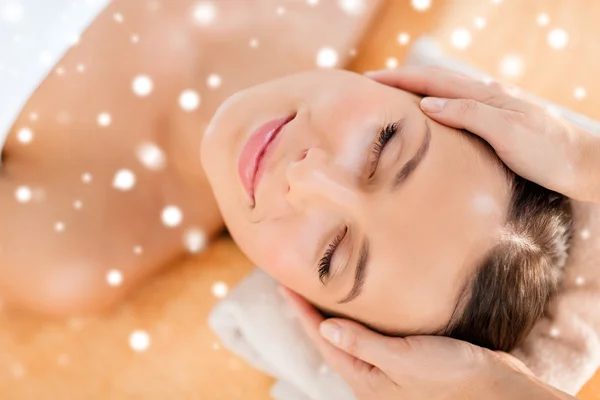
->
238 115 293 203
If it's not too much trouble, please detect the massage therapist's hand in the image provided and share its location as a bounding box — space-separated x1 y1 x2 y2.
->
280 287 578 400
366 66 600 204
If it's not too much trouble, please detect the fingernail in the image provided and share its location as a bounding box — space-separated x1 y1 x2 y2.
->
421 97 447 113
319 321 342 345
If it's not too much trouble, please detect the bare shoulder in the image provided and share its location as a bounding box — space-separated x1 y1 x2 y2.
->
0 151 221 315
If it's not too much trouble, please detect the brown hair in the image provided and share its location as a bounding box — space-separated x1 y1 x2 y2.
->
442 173 573 351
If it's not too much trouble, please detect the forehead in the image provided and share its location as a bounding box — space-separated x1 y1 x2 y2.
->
266 70 417 107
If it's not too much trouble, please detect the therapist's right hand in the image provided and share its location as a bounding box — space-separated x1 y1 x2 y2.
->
280 287 577 400
366 67 600 204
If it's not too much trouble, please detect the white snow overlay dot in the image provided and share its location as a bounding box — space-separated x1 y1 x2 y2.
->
113 169 136 191
132 75 154 97
206 73 221 89
212 281 229 298
161 205 183 227
129 330 151 352
184 228 208 253
17 127 33 144
499 54 525 78
179 90 200 111
386 57 399 69
451 28 472 50
97 112 112 127
397 32 410 46
15 186 32 203
193 2 216 25
338 0 366 15
573 87 587 100
136 142 166 170
548 28 569 49
474 17 487 29
537 13 550 26
316 47 339 68
411 0 431 11
106 269 123 287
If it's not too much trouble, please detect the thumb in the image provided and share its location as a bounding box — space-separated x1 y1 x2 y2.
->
420 97 517 149
495 352 536 377
320 319 408 376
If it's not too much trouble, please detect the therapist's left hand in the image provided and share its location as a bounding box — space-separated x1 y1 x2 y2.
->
280 287 534 400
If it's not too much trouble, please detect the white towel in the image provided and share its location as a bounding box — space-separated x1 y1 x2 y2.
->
208 37 600 400
208 269 356 400
0 0 110 160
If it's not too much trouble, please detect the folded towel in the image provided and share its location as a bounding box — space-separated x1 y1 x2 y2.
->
208 264 600 399
208 269 356 400
208 36 600 399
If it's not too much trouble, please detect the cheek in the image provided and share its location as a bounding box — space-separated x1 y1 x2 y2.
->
225 217 295 276
201 115 237 199
241 217 333 295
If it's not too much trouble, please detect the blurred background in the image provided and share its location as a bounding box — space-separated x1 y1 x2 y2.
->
0 0 599 399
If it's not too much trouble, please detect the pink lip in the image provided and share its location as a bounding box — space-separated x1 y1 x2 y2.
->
238 114 295 204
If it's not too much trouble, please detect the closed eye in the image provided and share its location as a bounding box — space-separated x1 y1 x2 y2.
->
317 226 348 284
368 119 403 178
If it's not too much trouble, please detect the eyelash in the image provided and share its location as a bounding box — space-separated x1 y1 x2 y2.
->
369 121 399 178
318 226 348 284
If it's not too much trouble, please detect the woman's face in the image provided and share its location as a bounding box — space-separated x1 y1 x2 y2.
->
202 70 511 335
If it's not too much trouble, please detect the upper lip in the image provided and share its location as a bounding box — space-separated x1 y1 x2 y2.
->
238 114 295 204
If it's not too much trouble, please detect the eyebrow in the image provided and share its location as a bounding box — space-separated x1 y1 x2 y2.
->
338 238 369 304
390 119 432 192
336 119 432 305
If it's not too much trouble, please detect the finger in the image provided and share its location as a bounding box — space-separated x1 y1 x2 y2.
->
366 66 505 105
366 65 470 82
279 287 376 382
319 318 408 377
420 97 522 151
495 352 535 377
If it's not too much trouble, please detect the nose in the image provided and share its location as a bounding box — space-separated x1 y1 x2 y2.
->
286 148 362 217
